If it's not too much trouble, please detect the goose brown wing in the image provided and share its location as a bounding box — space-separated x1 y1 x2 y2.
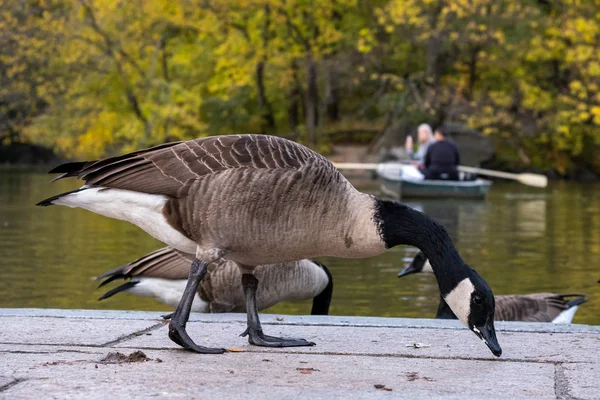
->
494 295 545 322
495 293 570 322
124 247 193 279
535 293 586 321
97 247 194 284
58 135 329 197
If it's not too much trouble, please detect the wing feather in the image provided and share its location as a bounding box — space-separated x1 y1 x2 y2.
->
98 247 194 283
495 293 585 322
53 135 329 198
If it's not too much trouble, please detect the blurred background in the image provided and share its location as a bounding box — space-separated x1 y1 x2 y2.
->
0 1 598 324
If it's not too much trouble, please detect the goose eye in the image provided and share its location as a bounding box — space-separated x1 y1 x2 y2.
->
473 294 483 305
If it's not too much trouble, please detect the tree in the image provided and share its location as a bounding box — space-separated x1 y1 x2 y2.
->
2 0 599 176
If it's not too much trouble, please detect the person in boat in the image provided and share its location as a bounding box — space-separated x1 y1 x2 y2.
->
405 123 435 164
423 126 460 180
400 123 435 181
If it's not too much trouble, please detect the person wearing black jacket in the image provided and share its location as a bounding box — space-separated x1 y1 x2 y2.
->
423 126 460 180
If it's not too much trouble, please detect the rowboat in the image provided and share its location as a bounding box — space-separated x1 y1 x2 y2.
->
376 163 493 199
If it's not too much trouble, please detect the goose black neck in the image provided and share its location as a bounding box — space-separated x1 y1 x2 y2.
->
310 262 333 315
374 199 470 295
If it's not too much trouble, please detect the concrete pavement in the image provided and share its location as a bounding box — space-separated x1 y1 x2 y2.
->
0 309 598 399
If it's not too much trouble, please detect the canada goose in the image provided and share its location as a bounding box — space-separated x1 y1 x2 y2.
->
399 251 586 323
37 134 501 356
97 246 333 315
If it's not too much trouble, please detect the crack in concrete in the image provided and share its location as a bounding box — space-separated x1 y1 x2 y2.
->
0 349 103 355
0 340 592 367
269 351 574 365
554 364 583 400
2 340 592 366
0 341 105 347
0 378 27 393
256 322 597 335
112 345 587 365
0 322 166 349
555 364 570 399
100 322 166 347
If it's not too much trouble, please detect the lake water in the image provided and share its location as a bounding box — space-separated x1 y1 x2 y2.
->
0 169 598 325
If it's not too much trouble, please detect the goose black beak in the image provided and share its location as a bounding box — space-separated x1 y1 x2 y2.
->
397 262 418 278
472 321 502 357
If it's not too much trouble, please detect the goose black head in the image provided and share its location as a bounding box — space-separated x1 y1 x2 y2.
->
397 251 433 278
396 249 501 356
374 200 501 357
443 271 502 357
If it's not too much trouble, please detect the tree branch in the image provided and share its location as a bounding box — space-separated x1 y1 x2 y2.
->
275 6 311 51
78 0 145 77
78 0 148 126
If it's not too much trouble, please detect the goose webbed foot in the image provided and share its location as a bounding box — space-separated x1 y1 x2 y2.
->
240 327 315 347
168 257 226 354
168 320 226 354
241 272 316 348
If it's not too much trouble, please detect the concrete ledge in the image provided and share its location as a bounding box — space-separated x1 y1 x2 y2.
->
3 308 599 334
1 309 598 399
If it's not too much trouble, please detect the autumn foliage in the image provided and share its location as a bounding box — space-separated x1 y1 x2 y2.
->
1 0 599 175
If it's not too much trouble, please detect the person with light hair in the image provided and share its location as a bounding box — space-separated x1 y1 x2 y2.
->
400 123 435 181
405 123 435 164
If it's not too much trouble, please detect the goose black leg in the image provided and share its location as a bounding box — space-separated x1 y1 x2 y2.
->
240 273 315 347
168 258 226 354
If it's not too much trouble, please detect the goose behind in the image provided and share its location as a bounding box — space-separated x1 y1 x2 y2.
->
399 251 587 323
97 247 333 315
37 134 501 356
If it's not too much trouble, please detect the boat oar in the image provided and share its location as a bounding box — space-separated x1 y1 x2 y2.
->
332 163 548 188
456 166 547 188
333 163 384 170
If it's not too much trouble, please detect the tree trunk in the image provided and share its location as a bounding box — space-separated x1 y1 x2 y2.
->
305 56 319 145
466 47 479 100
425 2 444 85
288 60 301 139
325 61 340 122
256 4 275 133
426 36 441 84
256 59 276 132
161 37 173 142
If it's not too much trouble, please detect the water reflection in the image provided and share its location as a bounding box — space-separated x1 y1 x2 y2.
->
0 170 598 325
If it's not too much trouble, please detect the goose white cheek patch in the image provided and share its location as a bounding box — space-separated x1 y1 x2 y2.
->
444 277 475 326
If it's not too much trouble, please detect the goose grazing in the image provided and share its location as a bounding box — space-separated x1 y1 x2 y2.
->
37 134 501 356
97 247 333 315
399 251 587 323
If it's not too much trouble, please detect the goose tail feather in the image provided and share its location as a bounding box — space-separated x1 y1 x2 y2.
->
48 161 92 174
36 188 86 207
48 161 96 182
551 294 587 324
562 294 587 308
98 281 139 301
96 265 129 288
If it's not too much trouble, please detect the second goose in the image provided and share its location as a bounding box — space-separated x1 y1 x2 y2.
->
399 251 586 323
98 247 333 315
